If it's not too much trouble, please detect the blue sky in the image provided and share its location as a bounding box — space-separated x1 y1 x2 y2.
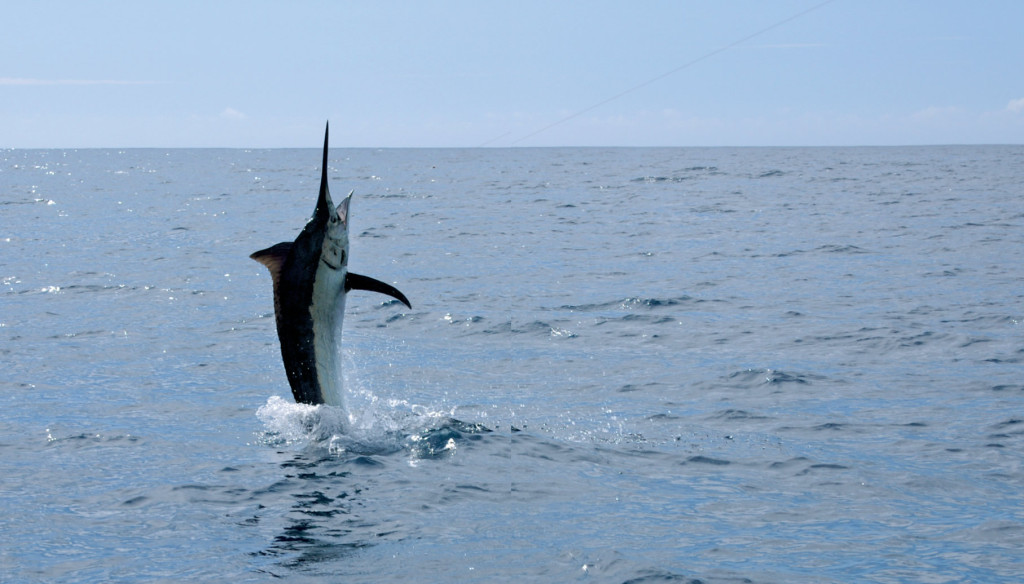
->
3 1 1023 147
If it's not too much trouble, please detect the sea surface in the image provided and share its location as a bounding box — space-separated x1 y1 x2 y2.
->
2 145 1023 583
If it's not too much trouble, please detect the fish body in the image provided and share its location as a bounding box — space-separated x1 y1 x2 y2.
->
251 124 410 406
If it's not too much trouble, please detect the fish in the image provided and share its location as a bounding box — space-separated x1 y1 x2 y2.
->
250 123 410 406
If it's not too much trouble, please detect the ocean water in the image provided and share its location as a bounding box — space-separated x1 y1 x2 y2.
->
2 145 1023 583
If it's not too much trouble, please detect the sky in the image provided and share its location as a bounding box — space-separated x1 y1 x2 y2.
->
2 0 1023 148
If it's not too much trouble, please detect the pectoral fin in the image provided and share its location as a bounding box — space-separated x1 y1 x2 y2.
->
345 272 411 308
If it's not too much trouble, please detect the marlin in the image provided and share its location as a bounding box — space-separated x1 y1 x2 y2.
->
250 123 411 406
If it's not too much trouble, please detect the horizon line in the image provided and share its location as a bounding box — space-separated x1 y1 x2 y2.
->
3 142 1022 150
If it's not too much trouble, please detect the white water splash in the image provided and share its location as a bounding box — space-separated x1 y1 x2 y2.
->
254 388 456 456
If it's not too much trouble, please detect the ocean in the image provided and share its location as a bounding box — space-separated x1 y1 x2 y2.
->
1 145 1022 583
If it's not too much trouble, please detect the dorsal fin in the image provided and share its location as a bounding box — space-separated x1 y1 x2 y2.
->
250 242 292 287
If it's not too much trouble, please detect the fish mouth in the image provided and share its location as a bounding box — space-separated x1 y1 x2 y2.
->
320 257 342 271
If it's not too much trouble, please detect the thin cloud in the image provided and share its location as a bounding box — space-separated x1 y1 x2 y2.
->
737 43 827 49
910 106 959 121
0 77 162 86
221 107 246 120
1007 98 1024 114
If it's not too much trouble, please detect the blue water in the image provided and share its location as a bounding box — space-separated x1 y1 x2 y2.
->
2 145 1023 583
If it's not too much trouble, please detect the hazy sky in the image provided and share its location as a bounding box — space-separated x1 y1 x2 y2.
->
3 1 1023 147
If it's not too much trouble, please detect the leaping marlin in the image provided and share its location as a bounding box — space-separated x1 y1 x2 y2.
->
251 123 411 406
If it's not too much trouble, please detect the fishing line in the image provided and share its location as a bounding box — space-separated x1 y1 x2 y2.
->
483 0 837 147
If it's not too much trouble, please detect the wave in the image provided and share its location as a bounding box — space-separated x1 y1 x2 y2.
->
773 244 872 257
631 175 695 183
630 166 722 183
448 317 579 339
722 368 827 387
557 296 697 312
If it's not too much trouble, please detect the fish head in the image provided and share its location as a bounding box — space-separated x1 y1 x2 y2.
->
321 191 351 271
